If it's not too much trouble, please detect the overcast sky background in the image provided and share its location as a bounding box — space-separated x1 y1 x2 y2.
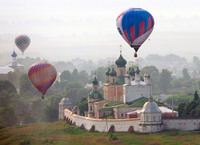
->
0 0 200 63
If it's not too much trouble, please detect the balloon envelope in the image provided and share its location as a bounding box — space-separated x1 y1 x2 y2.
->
15 35 30 54
116 8 154 56
28 62 57 99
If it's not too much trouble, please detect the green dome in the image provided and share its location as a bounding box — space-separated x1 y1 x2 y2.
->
129 67 135 76
135 66 140 74
109 68 117 76
105 67 111 76
115 55 127 67
92 77 99 85
89 90 103 99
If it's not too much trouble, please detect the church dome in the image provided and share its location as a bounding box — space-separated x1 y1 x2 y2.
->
11 51 17 57
59 97 72 105
141 101 161 113
115 55 127 67
105 67 111 76
129 67 135 76
92 77 99 85
135 66 140 74
109 68 117 76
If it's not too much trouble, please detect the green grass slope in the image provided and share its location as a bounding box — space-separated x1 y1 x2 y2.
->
0 121 200 145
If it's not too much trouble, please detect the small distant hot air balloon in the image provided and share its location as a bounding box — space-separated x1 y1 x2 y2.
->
15 35 30 54
116 8 154 57
28 62 57 99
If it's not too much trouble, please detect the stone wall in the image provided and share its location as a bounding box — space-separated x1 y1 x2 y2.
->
64 108 140 132
163 118 200 131
123 85 151 103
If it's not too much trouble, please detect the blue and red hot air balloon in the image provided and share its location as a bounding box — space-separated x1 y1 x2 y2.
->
28 62 57 99
116 8 154 57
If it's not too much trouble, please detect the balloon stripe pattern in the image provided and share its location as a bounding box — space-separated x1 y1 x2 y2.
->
28 62 57 98
116 8 154 53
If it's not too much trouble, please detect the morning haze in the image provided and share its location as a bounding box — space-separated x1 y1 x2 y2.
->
0 0 200 63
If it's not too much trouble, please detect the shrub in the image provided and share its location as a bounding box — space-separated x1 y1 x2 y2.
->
109 134 118 141
19 138 31 145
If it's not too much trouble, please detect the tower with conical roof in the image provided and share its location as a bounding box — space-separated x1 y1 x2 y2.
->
139 90 162 133
129 66 135 81
105 63 111 83
11 50 17 66
109 66 117 84
144 73 151 85
88 76 103 117
115 50 127 77
135 66 141 82
59 97 73 120
9 50 24 72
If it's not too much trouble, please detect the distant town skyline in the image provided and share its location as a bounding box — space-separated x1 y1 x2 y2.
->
0 0 200 62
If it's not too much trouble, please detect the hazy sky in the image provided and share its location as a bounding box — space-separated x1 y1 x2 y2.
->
0 0 200 62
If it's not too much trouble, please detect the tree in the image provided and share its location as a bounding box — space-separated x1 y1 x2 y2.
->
23 114 36 124
158 69 172 93
193 56 200 70
172 78 183 88
0 106 18 127
95 67 107 83
178 102 186 117
182 68 191 80
194 90 199 101
42 105 58 122
0 80 17 94
77 97 88 115
19 74 39 97
71 68 79 82
141 66 159 90
79 70 89 85
60 70 71 82
7 71 23 89
31 99 44 121
64 82 90 104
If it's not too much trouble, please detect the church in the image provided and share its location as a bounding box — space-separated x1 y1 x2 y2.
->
59 52 200 133
0 50 24 80
85 51 174 119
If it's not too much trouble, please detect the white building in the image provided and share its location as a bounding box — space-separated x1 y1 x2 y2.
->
0 51 24 80
59 97 73 120
123 66 152 103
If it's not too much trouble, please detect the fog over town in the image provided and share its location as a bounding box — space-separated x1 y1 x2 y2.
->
0 0 200 63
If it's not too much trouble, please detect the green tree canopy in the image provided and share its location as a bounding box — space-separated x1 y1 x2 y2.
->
60 70 71 82
0 106 18 127
194 90 199 101
0 80 17 94
182 68 191 80
158 69 172 93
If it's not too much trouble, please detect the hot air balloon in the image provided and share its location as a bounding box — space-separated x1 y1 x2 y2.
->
15 35 30 54
116 8 154 57
28 62 57 99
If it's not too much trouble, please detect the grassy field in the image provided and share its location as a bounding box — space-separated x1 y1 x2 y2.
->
0 121 200 145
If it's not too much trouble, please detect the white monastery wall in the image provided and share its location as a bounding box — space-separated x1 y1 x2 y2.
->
123 85 151 103
163 119 200 131
64 109 140 132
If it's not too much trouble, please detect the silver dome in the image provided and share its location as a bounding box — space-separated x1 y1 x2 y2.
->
141 101 161 113
59 97 72 105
